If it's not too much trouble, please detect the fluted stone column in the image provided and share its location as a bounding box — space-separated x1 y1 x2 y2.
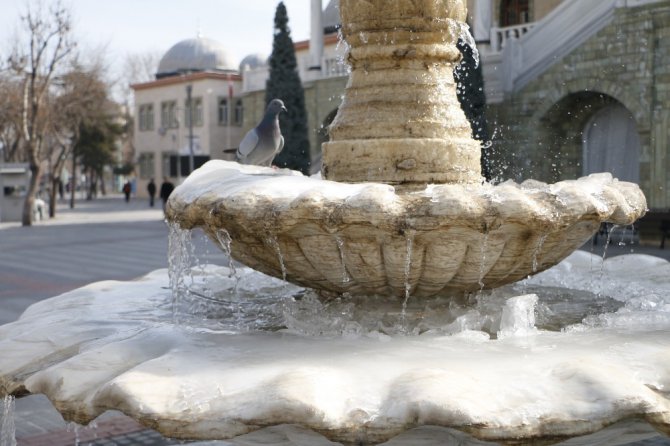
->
322 0 483 185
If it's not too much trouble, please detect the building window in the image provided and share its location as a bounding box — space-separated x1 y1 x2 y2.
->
138 153 155 179
184 97 203 127
138 104 154 131
500 0 530 26
234 99 243 126
218 98 229 125
161 101 178 129
162 152 174 179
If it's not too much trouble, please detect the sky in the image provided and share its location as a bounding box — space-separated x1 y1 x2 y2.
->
0 0 313 78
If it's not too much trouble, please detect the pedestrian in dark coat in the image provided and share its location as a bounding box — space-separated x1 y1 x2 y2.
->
159 177 175 213
147 179 157 207
122 181 132 203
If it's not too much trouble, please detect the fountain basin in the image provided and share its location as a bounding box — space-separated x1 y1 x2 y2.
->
1 251 669 444
166 160 646 297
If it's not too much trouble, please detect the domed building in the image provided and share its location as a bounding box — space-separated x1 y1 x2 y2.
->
238 54 268 73
131 36 246 197
156 37 239 78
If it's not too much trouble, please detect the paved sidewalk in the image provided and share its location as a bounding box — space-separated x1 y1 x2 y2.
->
0 194 164 229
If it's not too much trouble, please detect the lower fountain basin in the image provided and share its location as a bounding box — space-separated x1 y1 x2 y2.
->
166 161 646 297
1 251 669 445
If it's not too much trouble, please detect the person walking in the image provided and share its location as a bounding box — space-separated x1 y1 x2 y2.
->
147 178 157 207
122 181 132 203
159 177 175 213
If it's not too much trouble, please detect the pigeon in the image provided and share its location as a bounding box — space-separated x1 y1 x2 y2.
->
236 98 287 167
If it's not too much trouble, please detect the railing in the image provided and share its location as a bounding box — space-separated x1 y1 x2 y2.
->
490 23 536 52
501 0 623 92
242 56 348 93
321 57 349 78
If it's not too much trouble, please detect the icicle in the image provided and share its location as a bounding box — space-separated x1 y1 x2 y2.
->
478 232 490 290
334 235 351 284
531 234 548 273
400 232 415 332
1 395 16 446
167 221 195 323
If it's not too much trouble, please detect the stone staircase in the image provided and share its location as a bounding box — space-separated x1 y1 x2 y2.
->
484 0 663 102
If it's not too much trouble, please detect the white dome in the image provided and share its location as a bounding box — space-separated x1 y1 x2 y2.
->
323 0 340 31
239 53 268 72
157 37 238 77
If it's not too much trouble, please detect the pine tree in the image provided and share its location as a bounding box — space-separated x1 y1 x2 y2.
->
455 33 492 181
265 2 311 174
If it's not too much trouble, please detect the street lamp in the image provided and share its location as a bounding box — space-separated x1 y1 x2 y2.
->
185 84 195 174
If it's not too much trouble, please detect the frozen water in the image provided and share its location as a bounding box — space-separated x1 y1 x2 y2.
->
0 396 16 446
1 251 669 444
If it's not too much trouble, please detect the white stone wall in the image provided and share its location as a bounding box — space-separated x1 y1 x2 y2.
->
133 76 244 197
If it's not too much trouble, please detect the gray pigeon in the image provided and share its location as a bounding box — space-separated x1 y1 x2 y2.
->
236 98 287 167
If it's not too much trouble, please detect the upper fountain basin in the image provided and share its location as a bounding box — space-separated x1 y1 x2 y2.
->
166 161 646 297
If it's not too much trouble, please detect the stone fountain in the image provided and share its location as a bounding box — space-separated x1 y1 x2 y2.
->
166 0 644 298
1 1 668 446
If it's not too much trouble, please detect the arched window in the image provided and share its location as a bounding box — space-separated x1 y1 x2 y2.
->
234 99 244 126
500 0 530 27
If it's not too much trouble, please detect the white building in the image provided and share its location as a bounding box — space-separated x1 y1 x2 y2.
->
131 37 253 196
131 0 346 196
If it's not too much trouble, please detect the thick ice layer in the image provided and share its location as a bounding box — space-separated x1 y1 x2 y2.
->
1 252 669 445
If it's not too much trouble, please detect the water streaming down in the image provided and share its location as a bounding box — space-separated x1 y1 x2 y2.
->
214 229 237 278
0 396 16 446
334 235 351 284
266 234 287 281
478 232 489 290
532 234 548 273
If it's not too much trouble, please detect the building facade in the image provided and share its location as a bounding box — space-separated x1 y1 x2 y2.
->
131 37 247 196
133 0 670 225
477 0 670 217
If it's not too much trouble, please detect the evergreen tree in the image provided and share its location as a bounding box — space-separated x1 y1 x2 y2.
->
455 33 492 181
265 2 311 174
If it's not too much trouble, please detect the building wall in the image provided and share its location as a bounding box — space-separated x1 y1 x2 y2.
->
533 0 563 21
133 76 244 197
303 75 347 161
487 2 670 210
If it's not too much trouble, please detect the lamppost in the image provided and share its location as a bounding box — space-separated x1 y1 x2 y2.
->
185 84 195 174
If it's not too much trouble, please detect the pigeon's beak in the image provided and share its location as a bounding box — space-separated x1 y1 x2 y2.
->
281 105 288 112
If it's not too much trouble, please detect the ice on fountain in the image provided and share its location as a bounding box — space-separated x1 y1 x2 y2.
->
1 395 16 446
1 250 669 444
497 294 538 339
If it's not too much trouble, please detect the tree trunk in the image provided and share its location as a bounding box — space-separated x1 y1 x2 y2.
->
49 176 59 218
70 155 76 209
99 169 107 196
21 162 42 226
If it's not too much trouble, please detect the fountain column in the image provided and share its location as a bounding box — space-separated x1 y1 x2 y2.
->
322 0 483 186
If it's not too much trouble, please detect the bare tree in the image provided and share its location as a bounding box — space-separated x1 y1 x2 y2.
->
6 0 75 226
110 50 161 179
47 61 110 216
0 74 25 163
120 50 161 99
